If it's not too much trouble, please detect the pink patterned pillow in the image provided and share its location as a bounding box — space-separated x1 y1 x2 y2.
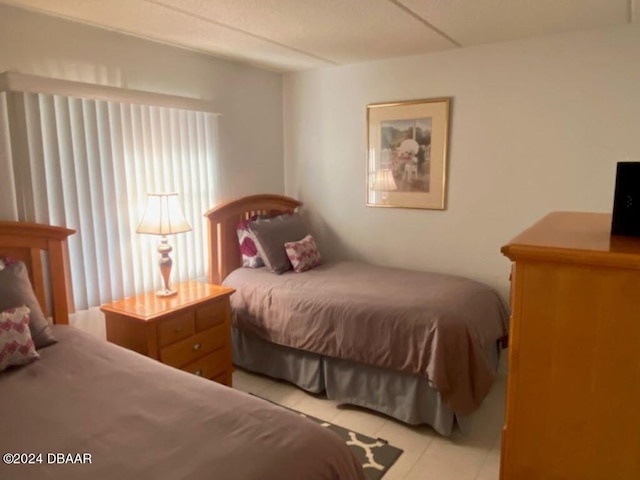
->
237 219 265 268
284 234 322 273
0 306 39 372
0 256 17 271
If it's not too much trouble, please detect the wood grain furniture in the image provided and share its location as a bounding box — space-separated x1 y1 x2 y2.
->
101 281 236 386
0 221 75 322
501 212 640 480
204 194 509 436
0 221 365 480
206 194 302 284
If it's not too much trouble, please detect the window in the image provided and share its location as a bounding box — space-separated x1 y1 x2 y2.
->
0 73 220 325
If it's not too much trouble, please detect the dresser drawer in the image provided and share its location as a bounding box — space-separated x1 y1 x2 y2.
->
157 310 195 347
195 300 228 332
160 324 227 368
181 348 228 380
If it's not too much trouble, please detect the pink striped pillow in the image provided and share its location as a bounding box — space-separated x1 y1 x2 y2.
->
0 306 39 372
284 234 322 273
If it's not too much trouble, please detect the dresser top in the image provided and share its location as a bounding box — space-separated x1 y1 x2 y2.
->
100 281 235 321
502 212 640 268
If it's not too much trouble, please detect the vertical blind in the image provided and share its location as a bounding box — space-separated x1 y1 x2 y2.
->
0 89 219 310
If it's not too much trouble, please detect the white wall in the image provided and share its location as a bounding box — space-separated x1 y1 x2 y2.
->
0 4 284 204
284 26 640 297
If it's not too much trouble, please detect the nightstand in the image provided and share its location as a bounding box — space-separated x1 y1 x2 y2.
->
100 281 236 386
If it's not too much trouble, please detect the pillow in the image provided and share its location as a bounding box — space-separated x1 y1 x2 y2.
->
0 258 57 349
248 213 309 274
285 234 323 273
0 256 16 270
237 219 265 268
0 306 40 372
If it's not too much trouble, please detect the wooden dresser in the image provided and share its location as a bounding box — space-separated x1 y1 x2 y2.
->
101 281 236 386
500 212 640 480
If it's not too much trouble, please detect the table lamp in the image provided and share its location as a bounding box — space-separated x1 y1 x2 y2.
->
371 169 398 204
136 192 191 297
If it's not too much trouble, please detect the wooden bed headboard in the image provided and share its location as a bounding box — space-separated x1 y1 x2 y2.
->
0 222 75 325
204 194 302 284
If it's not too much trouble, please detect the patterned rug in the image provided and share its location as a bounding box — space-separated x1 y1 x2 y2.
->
297 410 403 479
264 398 403 480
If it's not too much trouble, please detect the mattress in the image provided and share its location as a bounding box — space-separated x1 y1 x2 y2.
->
224 261 509 414
0 326 364 480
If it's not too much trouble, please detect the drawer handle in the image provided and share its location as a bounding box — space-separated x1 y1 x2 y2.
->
174 327 183 333
192 343 202 351
194 369 202 376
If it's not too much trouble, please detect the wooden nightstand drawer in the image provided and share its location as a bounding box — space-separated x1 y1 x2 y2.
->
181 349 227 380
195 300 227 331
157 310 195 347
160 324 227 368
101 281 235 386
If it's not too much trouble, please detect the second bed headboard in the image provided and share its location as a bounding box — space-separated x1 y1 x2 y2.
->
204 194 302 284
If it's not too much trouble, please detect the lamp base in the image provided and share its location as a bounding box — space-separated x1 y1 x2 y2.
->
156 236 177 297
155 288 177 297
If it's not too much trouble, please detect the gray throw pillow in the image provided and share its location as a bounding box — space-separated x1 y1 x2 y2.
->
248 213 309 274
0 260 57 349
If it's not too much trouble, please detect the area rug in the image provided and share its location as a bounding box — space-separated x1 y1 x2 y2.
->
298 410 403 480
258 396 403 480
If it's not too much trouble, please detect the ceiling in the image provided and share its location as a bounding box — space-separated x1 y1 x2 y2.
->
2 0 637 72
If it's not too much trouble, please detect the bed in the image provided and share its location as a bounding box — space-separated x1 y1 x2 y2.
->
205 194 509 436
0 221 365 480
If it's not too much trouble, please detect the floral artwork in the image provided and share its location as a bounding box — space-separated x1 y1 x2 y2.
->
367 98 450 210
380 118 432 193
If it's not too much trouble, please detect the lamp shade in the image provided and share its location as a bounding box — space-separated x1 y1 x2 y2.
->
136 193 191 236
371 169 398 192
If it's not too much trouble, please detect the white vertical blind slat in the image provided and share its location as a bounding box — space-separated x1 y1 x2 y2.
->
181 111 194 282
167 109 183 280
83 99 113 305
205 115 218 264
71 97 102 307
95 100 119 303
124 104 145 292
196 112 209 277
24 93 47 221
132 104 155 291
108 101 132 300
159 107 172 192
6 94 31 220
175 110 191 281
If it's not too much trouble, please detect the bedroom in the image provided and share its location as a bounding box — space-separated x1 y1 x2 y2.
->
1 1 639 480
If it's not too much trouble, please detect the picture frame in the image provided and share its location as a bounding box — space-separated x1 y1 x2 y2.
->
366 97 451 210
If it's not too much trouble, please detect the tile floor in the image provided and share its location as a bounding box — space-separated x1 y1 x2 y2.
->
232 357 507 480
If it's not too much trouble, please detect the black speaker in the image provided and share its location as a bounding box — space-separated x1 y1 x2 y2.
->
611 162 640 236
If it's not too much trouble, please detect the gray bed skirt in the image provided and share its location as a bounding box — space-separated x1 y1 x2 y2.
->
232 326 500 437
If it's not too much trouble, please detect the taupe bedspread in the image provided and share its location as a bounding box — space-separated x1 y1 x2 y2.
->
224 261 509 415
0 326 364 480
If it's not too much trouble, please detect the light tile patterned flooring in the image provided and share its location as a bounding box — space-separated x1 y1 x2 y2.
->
232 357 507 480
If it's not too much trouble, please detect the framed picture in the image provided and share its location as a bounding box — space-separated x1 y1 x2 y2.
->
366 97 451 209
